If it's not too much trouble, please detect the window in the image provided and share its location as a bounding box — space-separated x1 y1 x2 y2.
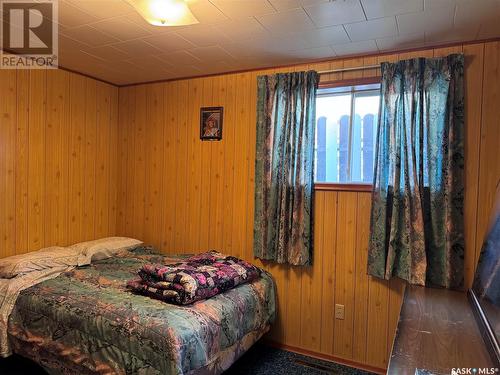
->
315 83 380 184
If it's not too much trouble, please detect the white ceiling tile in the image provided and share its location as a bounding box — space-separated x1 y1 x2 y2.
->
304 0 366 27
64 61 120 83
116 10 160 30
65 0 135 20
361 0 423 19
424 0 456 10
167 65 204 78
157 50 202 65
221 41 282 58
112 69 162 84
142 32 196 52
59 34 89 52
126 55 174 71
51 0 500 84
84 45 131 61
222 34 306 58
113 39 163 57
198 60 239 75
175 25 232 47
455 0 500 29
128 70 173 84
228 59 267 71
222 52 293 69
268 0 329 12
215 17 271 40
331 39 379 56
238 55 299 68
90 16 152 41
189 0 229 24
478 18 500 39
60 49 107 68
63 58 141 84
397 4 454 34
376 32 425 51
425 25 479 43
210 0 276 19
61 25 120 47
109 67 164 84
108 76 136 85
58 0 100 28
294 25 350 47
78 61 121 76
256 8 316 33
106 60 143 73
345 16 398 42
187 46 235 63
290 46 336 60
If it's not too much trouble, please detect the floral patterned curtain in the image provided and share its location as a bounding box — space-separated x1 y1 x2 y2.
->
253 71 319 266
368 54 465 288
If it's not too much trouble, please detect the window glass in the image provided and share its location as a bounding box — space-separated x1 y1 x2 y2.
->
315 84 380 184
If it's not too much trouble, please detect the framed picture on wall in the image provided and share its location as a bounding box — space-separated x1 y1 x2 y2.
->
200 106 223 141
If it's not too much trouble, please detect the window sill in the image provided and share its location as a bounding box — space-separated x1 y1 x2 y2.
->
314 183 372 192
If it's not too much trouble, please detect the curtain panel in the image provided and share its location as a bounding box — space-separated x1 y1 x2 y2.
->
368 54 465 288
253 71 319 266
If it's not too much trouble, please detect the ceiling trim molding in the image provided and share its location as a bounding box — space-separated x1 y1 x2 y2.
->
57 65 118 86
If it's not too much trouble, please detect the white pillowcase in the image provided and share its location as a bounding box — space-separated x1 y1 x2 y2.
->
68 237 143 262
0 247 85 279
0 237 142 279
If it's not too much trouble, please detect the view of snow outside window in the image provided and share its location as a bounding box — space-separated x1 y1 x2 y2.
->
315 86 380 184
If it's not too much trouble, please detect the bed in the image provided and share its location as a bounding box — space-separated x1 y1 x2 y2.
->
6 246 276 375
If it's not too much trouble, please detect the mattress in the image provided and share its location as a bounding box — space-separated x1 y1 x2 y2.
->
6 246 276 375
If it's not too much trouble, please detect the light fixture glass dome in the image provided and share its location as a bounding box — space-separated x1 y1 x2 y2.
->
128 0 199 26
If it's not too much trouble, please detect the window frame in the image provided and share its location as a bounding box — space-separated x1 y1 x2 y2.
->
314 77 381 192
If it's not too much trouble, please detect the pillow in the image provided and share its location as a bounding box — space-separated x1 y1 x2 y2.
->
0 246 85 279
69 237 143 261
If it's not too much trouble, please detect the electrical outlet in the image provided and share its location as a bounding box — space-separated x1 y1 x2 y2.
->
335 304 345 320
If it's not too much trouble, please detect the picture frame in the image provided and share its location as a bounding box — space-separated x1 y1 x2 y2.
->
200 106 223 141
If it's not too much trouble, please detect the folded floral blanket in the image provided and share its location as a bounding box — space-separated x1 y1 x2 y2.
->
127 251 261 305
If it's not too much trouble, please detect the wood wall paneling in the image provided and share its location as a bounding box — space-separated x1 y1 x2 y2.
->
27 71 47 252
476 41 500 263
1 70 16 258
463 43 484 288
0 69 119 255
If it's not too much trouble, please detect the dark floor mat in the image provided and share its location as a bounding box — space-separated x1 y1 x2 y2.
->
0 343 375 375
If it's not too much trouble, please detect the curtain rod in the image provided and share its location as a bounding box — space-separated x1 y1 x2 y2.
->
317 64 380 74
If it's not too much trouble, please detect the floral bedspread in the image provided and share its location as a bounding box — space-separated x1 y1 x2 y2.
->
128 251 262 305
7 246 276 375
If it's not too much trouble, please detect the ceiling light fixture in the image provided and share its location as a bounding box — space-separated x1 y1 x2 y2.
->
128 0 199 26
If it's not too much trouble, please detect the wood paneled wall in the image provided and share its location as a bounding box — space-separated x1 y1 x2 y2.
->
0 69 119 257
116 40 500 371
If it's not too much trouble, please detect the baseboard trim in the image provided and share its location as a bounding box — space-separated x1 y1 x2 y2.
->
263 340 386 375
